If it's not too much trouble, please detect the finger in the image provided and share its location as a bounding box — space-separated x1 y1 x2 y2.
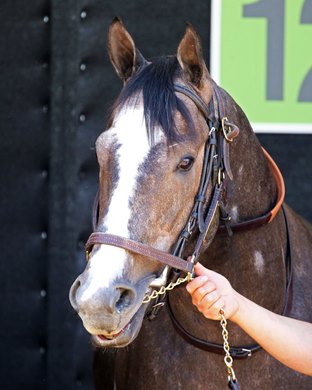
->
198 289 220 308
195 290 220 314
202 298 225 320
186 275 209 294
191 282 217 305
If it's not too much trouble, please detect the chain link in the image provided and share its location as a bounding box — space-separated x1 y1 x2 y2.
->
220 309 237 382
142 273 193 303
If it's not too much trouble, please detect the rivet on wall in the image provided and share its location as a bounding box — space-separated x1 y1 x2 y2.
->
39 347 46 355
80 10 87 20
80 63 87 72
42 105 49 114
41 170 48 179
79 114 86 123
41 231 48 240
43 16 49 24
40 289 47 298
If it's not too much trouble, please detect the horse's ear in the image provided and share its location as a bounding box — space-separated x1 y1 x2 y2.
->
108 17 147 82
177 25 209 89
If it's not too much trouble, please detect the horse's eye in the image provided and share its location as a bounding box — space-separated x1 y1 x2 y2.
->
177 156 195 172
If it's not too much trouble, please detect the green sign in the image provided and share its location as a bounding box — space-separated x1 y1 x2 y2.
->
211 0 312 133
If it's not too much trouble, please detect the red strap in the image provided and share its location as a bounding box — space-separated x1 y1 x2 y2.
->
262 147 285 222
218 147 285 234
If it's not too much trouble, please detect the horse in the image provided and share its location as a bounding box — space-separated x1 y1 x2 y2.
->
69 18 312 389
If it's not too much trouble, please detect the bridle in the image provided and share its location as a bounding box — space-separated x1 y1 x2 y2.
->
86 81 284 286
85 82 288 361
86 82 241 277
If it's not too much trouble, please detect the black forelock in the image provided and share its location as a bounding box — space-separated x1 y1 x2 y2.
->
108 56 194 144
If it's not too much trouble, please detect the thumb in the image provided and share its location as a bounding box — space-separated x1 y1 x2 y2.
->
194 262 216 278
193 263 233 294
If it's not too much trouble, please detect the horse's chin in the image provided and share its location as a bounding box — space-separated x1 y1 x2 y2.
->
89 304 147 348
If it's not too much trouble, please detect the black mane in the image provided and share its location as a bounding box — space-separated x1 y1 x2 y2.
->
109 56 194 144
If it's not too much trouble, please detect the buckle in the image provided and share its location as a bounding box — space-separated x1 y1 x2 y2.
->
241 348 252 357
221 117 233 142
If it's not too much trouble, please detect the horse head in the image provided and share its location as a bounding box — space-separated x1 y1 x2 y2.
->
69 18 234 348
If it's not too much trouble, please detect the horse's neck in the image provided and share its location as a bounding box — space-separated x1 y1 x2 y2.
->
170 103 287 344
205 99 287 308
225 104 276 223
195 100 284 301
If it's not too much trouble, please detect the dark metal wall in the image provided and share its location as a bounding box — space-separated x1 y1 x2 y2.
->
0 1 212 389
0 1 51 388
0 1 311 389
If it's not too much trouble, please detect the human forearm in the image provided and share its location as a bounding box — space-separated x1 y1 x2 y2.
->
230 292 312 376
187 263 312 376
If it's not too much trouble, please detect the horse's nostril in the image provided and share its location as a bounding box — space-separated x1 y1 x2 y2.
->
69 278 81 311
115 288 135 313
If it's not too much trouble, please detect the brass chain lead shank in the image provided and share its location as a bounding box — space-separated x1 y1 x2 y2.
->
220 309 237 383
142 273 193 303
143 275 239 387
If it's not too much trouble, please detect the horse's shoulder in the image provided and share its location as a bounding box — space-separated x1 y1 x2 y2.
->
283 203 312 239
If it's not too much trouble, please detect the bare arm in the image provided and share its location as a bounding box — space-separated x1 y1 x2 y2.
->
186 263 312 376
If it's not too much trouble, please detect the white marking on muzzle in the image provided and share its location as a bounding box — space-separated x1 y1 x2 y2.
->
81 245 130 301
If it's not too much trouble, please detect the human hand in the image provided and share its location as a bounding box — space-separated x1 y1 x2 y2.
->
186 263 239 320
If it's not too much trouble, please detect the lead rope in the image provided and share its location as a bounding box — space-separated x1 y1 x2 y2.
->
220 309 240 390
142 272 193 303
143 276 240 389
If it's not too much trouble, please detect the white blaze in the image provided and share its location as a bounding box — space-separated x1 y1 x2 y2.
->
103 107 151 236
81 105 157 300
